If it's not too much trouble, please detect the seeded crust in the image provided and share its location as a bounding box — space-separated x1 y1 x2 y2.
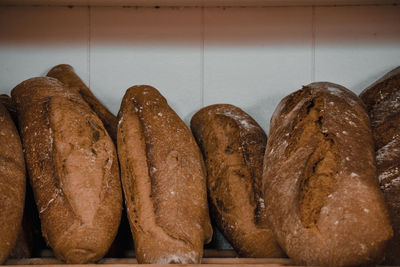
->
190 104 284 258
0 103 26 264
263 82 393 266
359 66 400 265
47 64 117 143
117 85 212 264
11 77 122 264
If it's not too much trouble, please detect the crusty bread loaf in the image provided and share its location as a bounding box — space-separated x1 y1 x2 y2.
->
117 85 212 264
11 77 122 263
190 104 284 258
0 103 26 264
47 64 117 143
359 66 400 265
263 82 393 266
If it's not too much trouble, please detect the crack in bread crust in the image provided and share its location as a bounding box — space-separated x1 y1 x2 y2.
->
286 98 339 228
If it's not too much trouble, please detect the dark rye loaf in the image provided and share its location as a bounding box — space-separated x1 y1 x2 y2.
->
117 85 212 264
11 77 122 263
190 104 284 258
0 103 26 264
263 82 392 266
359 66 400 265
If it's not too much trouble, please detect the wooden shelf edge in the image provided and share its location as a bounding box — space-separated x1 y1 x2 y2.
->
0 0 399 7
4 257 396 266
4 257 294 266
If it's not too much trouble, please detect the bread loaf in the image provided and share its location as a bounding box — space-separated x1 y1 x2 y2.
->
190 104 284 258
11 77 122 263
47 64 117 143
117 85 212 264
359 66 400 264
0 103 26 264
263 82 393 266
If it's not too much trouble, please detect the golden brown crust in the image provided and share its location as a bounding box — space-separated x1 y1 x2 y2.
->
190 104 284 258
11 77 122 264
47 64 117 144
117 85 212 264
359 67 400 265
0 103 26 264
264 82 393 266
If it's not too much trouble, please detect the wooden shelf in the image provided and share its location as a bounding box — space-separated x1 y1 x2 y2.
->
0 0 399 7
4 257 295 266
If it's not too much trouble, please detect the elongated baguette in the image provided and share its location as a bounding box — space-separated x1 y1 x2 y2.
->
0 103 26 264
191 104 284 258
117 85 212 264
47 64 117 143
11 77 122 263
263 82 392 266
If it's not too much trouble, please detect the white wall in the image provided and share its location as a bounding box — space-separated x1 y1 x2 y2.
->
0 5 399 132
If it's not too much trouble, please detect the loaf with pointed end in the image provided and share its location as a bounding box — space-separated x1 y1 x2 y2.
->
263 82 393 266
359 66 400 265
0 103 26 264
47 64 117 143
117 85 212 264
11 77 122 263
190 104 284 258
1 94 34 259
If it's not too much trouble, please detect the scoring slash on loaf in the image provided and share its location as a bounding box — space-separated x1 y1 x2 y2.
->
47 64 118 143
117 85 212 264
263 82 393 266
190 104 284 258
11 77 122 264
359 66 400 265
0 103 26 264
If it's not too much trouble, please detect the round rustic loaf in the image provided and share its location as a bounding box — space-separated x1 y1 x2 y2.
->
0 103 26 264
11 77 122 263
263 82 393 266
191 104 284 258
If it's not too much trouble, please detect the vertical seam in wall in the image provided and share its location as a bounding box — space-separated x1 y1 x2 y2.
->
88 5 92 89
311 5 316 82
201 6 205 108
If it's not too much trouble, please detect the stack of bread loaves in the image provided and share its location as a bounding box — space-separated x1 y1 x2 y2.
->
0 64 398 266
